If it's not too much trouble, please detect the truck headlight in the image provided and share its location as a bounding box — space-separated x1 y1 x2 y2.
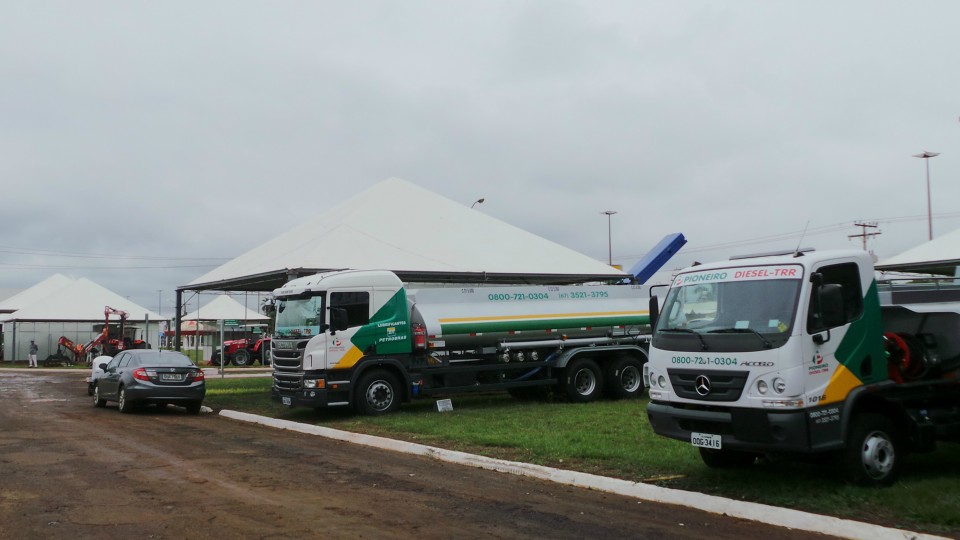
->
773 377 786 394
657 375 666 388
757 380 768 394
303 379 326 389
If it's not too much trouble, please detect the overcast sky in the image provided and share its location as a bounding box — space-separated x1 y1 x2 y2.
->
2 1 959 316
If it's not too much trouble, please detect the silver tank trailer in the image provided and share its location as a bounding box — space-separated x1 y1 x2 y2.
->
408 284 650 350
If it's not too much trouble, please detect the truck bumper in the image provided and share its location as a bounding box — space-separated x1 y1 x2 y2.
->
271 386 351 409
647 401 813 454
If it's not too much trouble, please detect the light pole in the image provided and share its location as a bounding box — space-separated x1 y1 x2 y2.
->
602 210 617 266
913 151 940 240
471 198 485 209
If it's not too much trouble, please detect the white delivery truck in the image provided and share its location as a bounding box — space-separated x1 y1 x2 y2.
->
645 249 960 485
269 269 654 415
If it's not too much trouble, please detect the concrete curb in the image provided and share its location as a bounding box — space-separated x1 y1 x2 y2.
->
219 409 946 540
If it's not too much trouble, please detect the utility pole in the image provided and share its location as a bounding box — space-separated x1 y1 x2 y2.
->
848 222 880 251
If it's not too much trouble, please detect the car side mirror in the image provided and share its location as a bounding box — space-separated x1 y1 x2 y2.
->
98 363 108 370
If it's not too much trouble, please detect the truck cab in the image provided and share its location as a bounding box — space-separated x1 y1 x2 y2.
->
645 249 960 485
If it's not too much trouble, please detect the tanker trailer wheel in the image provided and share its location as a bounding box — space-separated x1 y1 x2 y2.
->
355 369 401 415
232 349 253 367
604 356 645 400
840 413 902 487
561 358 604 403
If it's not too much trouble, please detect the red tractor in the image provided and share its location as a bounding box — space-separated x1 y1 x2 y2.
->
210 337 270 367
46 306 147 366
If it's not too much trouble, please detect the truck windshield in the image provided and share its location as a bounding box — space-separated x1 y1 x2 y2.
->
654 265 803 352
275 294 325 338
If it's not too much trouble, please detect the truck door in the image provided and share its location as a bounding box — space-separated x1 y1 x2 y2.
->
802 260 880 409
326 290 372 370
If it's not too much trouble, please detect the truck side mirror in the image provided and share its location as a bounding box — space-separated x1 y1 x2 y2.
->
648 296 660 329
330 308 349 333
819 284 845 328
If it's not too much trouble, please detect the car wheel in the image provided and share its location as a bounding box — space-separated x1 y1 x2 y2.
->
354 369 401 415
604 356 645 400
840 413 901 486
560 358 604 402
118 386 135 414
93 385 107 408
185 401 202 415
699 448 757 468
232 350 252 367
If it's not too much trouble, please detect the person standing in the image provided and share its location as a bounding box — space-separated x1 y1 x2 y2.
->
28 340 39 368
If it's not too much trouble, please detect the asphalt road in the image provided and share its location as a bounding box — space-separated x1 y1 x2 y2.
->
0 370 836 539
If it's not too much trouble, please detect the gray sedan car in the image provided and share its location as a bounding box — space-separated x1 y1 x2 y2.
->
93 349 206 414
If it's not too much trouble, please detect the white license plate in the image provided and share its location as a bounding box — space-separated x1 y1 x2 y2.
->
161 373 183 381
282 396 292 406
691 432 722 449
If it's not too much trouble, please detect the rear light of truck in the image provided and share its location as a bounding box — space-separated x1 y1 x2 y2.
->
412 323 427 350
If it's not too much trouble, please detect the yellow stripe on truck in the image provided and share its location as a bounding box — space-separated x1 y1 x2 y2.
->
821 362 864 405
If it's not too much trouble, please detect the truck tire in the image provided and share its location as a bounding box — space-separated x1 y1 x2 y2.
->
355 369 401 415
232 350 252 367
841 413 901 486
699 448 757 468
561 358 604 403
604 356 645 400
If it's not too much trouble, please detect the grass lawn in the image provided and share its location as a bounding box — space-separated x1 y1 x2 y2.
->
210 378 960 535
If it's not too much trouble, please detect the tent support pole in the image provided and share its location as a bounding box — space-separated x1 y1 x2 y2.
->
175 290 183 351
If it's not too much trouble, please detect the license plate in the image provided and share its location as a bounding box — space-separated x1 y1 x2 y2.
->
691 432 722 449
282 396 292 406
161 373 183 381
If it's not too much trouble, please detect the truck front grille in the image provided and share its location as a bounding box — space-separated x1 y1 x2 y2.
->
668 369 748 402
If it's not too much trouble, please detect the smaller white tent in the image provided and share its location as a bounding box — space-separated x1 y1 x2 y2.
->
2 278 161 322
182 295 269 322
2 277 163 362
0 274 73 314
877 228 960 273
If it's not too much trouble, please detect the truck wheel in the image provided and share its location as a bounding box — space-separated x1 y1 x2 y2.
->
561 358 604 402
355 370 401 415
232 350 252 367
841 413 901 486
699 448 757 468
604 357 645 400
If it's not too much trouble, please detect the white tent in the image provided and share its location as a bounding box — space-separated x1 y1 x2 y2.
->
1 277 163 362
876 228 960 273
181 295 269 322
1 278 161 322
184 178 625 292
0 274 73 314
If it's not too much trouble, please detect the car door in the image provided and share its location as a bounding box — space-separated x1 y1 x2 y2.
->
98 354 126 398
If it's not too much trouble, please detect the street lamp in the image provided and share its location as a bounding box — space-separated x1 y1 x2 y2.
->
471 198 485 209
602 210 617 266
913 151 940 240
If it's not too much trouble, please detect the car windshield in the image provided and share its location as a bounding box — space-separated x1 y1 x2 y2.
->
654 265 803 351
275 294 324 338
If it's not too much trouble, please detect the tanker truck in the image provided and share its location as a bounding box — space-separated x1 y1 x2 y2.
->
269 270 653 415
645 249 960 486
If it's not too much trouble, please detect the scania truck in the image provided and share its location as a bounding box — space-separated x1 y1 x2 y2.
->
269 269 653 415
645 249 960 485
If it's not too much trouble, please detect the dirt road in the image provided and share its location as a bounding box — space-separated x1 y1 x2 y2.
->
0 370 832 539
